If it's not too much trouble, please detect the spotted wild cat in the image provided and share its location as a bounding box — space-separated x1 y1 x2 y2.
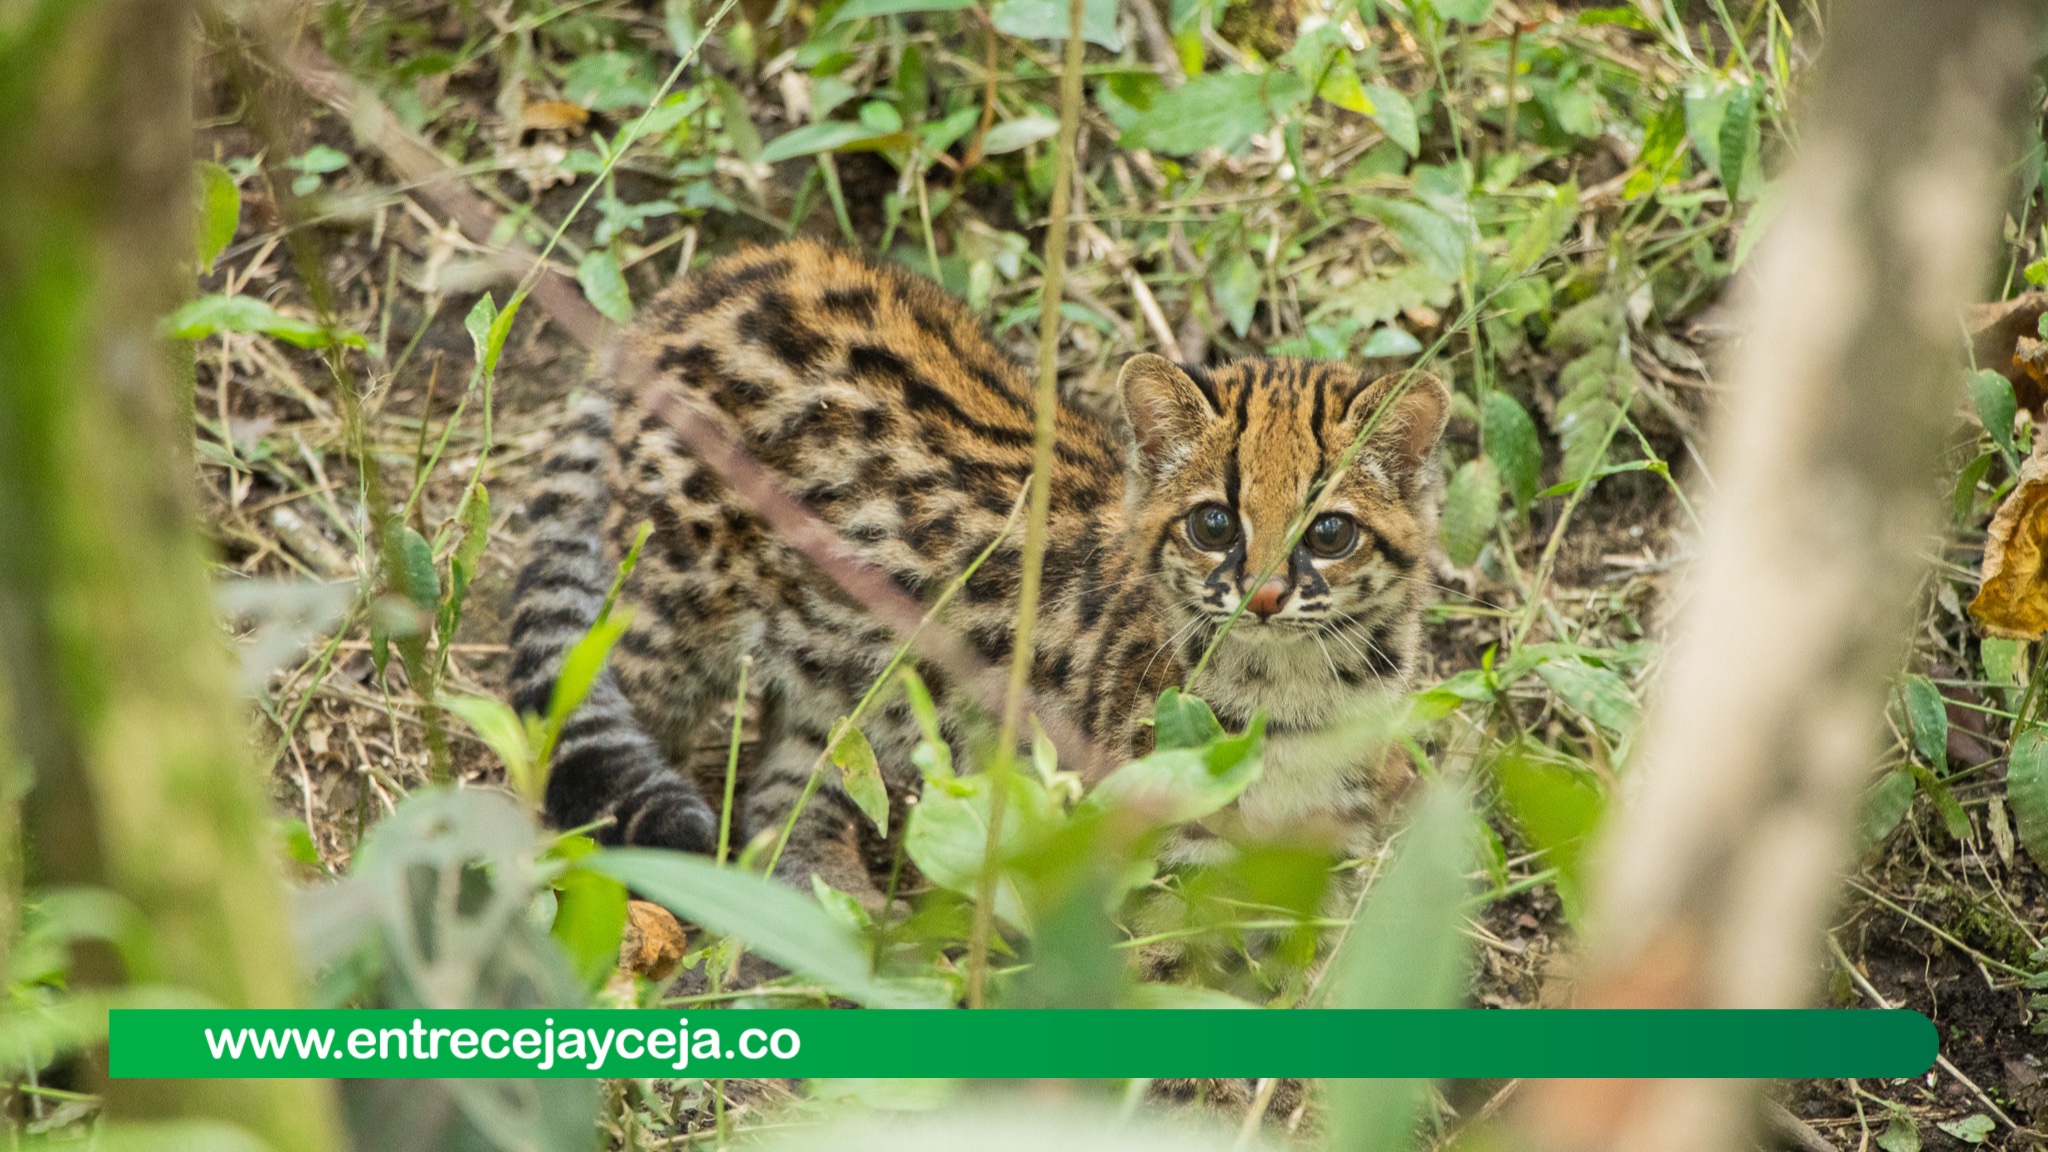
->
507 239 1447 902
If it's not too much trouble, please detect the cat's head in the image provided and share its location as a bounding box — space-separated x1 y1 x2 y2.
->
1119 354 1449 648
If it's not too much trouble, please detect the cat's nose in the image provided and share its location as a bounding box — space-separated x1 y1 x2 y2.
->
1245 578 1289 619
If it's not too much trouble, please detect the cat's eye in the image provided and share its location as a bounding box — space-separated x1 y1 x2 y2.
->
1185 503 1239 551
1305 513 1359 558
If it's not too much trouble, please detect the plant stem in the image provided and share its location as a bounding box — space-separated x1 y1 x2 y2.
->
966 0 1088 1011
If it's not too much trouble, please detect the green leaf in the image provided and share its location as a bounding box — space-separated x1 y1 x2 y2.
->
453 483 491 582
1624 95 1688 200
576 250 635 325
1326 783 1475 1152
1493 747 1603 920
195 162 240 272
1534 657 1638 735
989 0 1123 51
443 694 539 803
1083 716 1265 826
1361 84 1418 156
164 294 365 350
1954 450 1995 522
548 612 631 734
980 116 1060 155
1439 458 1500 567
562 50 654 111
1969 369 2018 458
1902 674 1949 772
1716 81 1757 203
1314 53 1370 114
829 719 890 836
280 818 320 866
1876 1111 1921 1152
396 526 439 612
1121 71 1309 156
1908 764 1972 842
1212 249 1260 338
464 292 501 376
1430 0 1494 22
758 120 898 164
831 0 975 21
898 668 953 779
905 772 1056 927
1859 768 1916 849
584 849 932 1007
1482 392 1543 511
1937 1115 1995 1145
1982 638 2024 687
551 860 629 990
1358 326 1422 357
1368 197 1470 281
1153 687 1225 750
2008 729 2048 869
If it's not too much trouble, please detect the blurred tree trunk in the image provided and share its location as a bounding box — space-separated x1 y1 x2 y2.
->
0 3 344 1149
1515 1 2044 1150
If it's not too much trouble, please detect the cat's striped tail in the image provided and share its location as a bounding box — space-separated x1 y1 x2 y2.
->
505 392 717 851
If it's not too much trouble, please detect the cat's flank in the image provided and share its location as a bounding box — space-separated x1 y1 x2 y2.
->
508 239 1448 899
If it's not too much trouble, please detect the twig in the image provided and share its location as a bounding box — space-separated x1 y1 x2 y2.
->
967 0 1090 1011
1825 936 2037 1139
1080 220 1184 360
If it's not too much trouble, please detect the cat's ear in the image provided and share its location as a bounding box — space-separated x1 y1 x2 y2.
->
1343 370 1450 486
1120 354 1217 473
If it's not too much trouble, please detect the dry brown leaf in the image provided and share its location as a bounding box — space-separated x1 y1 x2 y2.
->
618 899 686 981
1971 447 2048 638
520 100 589 132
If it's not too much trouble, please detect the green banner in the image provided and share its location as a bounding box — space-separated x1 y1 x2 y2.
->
108 1009 1935 1079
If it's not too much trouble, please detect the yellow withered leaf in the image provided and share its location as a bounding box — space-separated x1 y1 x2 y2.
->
1971 448 2048 638
521 100 590 132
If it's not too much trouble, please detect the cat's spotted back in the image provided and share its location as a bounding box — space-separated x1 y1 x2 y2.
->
507 239 1447 898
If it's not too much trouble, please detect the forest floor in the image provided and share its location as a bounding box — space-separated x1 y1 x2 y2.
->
187 1 2045 1149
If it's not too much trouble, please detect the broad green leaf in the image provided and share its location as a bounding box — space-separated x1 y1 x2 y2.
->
444 694 539 801
195 162 240 272
584 849 931 1007
980 116 1060 155
1938 1115 1995 1145
1122 983 1260 1009
758 120 897 164
1153 687 1224 750
1430 0 1494 22
1954 450 1994 522
831 0 975 21
905 771 1056 928
1314 52 1370 114
551 861 629 990
1083 716 1265 826
1326 783 1475 1152
287 144 349 176
1877 1111 1921 1152
1506 181 1579 272
547 611 631 732
562 50 654 111
1969 369 2018 458
1901 674 1948 772
164 294 365 350
576 250 635 325
990 0 1122 50
1368 197 1469 281
1212 249 1260 337
1908 764 1971 842
1362 84 1418 156
1121 71 1309 156
830 719 890 836
2008 729 2048 869
1483 391 1543 511
1494 746 1604 920
1535 658 1638 735
1358 326 1422 357
396 526 439 612
1439 458 1500 567
1859 768 1916 849
280 818 320 866
1982 637 2024 687
1624 95 1688 200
